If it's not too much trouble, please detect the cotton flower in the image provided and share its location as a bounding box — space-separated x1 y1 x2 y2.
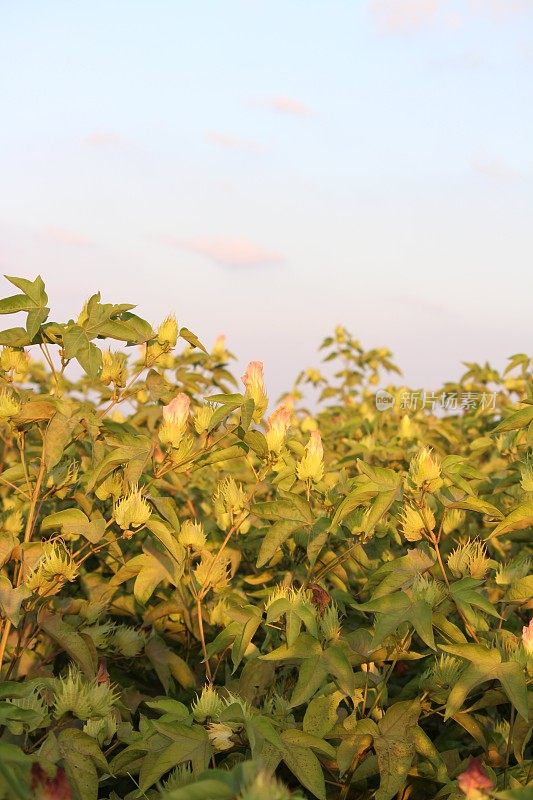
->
178 519 206 552
408 446 443 493
0 389 21 420
265 406 291 454
159 393 191 448
157 314 179 348
242 361 268 421
457 758 494 799
207 721 235 752
113 485 151 530
297 430 324 483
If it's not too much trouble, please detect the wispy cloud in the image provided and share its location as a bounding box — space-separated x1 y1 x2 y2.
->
207 131 263 153
468 0 531 19
168 237 283 268
83 131 125 148
253 96 313 116
369 0 442 34
470 154 524 182
42 226 92 246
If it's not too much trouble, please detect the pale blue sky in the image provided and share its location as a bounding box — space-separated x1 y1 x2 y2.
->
1 1 531 400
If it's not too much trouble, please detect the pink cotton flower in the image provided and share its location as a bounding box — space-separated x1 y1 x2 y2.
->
457 758 494 799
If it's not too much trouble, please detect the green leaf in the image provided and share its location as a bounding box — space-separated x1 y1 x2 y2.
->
373 700 420 800
179 326 208 353
139 723 212 790
57 728 107 800
492 404 533 433
256 519 302 568
489 502 533 539
281 743 326 800
303 691 343 738
39 611 97 677
6 275 47 305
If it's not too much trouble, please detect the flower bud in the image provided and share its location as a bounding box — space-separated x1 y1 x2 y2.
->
400 503 434 542
192 685 224 722
442 508 465 536
0 347 30 380
159 393 190 448
193 404 214 435
157 314 179 348
211 334 227 360
100 350 128 387
265 406 291 454
0 388 21 420
178 519 206 552
408 447 443 493
297 430 324 483
242 361 268 422
213 477 247 530
113 485 151 530
194 552 231 593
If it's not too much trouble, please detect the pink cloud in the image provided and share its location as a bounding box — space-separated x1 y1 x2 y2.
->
42 226 92 246
170 237 283 267
265 96 313 116
470 155 523 182
207 131 263 153
84 131 125 147
468 0 530 19
369 0 442 33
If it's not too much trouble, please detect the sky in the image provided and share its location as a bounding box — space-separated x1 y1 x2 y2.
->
0 0 532 402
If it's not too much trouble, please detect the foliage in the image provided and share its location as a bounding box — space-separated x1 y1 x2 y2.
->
0 275 531 800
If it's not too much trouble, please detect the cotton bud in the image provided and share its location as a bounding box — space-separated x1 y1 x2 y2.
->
3 510 23 535
400 503 434 542
457 758 494 799
319 603 342 642
193 403 214 435
411 575 445 608
213 477 248 530
26 542 78 597
266 406 291 454
0 347 29 380
194 552 231 593
399 414 415 439
112 625 145 657
95 471 123 501
53 665 118 721
211 334 227 360
442 508 465 536
0 389 21 420
335 325 348 343
522 619 533 656
159 393 190 448
242 361 268 422
207 721 235 752
100 350 128 387
297 430 324 483
448 539 491 580
113 485 151 530
408 447 443 493
420 654 462 703
157 314 179 348
240 771 293 800
178 519 206 552
191 685 224 722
